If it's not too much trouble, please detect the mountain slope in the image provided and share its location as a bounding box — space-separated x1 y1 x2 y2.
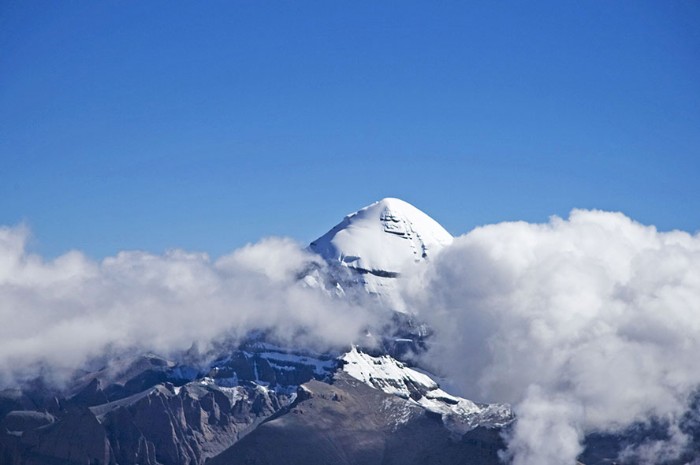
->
309 198 453 311
208 375 505 465
341 347 512 434
310 197 452 275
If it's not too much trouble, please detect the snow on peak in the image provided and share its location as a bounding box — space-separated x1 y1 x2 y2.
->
310 198 453 276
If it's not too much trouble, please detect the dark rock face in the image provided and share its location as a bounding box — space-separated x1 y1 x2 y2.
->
0 389 39 419
0 345 512 465
1 410 55 432
96 382 286 465
579 418 700 465
0 378 290 465
8 346 688 465
208 375 505 465
206 346 336 388
0 368 507 465
0 406 112 465
69 354 196 404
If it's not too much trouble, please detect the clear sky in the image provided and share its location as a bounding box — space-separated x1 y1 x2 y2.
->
1 1 699 258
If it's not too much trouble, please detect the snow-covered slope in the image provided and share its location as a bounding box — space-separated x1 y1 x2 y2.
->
309 198 453 311
311 197 452 275
340 347 512 432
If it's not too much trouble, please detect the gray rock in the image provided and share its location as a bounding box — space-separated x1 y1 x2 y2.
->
207 374 505 465
1 410 55 432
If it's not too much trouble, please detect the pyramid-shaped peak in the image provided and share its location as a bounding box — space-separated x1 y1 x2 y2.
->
310 198 453 275
371 197 414 209
361 197 425 210
351 197 445 226
355 197 425 217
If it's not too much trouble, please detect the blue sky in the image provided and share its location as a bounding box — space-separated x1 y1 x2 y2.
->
1 1 699 258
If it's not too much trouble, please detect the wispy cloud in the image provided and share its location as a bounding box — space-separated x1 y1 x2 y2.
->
0 226 379 387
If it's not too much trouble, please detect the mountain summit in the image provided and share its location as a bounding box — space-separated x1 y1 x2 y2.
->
309 198 453 311
310 197 453 277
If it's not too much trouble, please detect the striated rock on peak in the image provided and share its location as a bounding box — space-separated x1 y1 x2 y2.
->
309 198 453 311
310 197 453 276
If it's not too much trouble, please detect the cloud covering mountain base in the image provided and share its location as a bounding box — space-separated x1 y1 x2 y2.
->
2 208 700 464
406 209 700 464
0 228 380 386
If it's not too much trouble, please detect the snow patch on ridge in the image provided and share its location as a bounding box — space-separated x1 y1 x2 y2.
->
340 347 513 432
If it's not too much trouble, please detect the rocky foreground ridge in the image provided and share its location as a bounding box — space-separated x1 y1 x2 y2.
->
0 340 512 465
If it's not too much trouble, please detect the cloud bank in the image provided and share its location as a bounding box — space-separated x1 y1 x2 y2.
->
3 208 700 464
0 226 379 387
405 209 700 464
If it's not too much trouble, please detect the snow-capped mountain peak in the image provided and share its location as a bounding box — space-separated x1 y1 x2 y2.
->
310 197 453 276
307 198 453 311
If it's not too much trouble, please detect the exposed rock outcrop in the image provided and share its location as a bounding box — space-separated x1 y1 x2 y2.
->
209 374 505 465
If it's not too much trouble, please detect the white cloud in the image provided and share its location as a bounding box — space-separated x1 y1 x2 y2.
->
0 226 379 387
405 209 700 464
